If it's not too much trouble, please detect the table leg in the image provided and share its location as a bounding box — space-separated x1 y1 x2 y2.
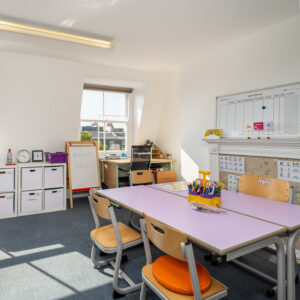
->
287 229 300 300
101 162 104 183
226 236 285 300
115 164 119 188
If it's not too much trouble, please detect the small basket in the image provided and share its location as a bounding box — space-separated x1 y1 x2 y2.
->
45 152 68 163
188 190 222 207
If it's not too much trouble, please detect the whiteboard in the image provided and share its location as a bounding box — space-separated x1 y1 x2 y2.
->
216 82 300 137
68 143 100 190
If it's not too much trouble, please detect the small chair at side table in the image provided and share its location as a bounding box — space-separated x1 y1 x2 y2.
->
128 170 154 231
88 189 143 298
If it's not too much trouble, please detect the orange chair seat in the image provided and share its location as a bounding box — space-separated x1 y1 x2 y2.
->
152 255 211 295
90 222 141 248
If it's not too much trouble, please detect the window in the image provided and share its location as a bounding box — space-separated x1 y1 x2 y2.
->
80 85 132 152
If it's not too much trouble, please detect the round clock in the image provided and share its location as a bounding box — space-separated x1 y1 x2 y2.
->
17 150 31 163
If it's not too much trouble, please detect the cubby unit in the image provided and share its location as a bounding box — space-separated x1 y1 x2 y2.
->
0 165 17 219
18 162 66 216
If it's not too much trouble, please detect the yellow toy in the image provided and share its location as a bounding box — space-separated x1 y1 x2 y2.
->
188 170 223 207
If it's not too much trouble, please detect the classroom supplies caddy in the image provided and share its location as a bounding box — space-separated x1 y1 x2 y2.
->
188 170 223 207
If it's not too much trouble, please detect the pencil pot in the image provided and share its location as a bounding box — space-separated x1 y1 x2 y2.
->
188 191 222 207
188 190 201 203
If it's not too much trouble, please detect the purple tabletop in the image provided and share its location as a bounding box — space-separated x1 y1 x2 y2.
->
221 190 300 231
97 186 285 255
148 183 188 198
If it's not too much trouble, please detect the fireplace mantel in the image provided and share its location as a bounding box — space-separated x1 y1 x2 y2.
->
203 138 300 180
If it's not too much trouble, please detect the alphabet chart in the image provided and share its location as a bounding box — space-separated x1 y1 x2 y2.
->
219 155 245 174
278 160 300 183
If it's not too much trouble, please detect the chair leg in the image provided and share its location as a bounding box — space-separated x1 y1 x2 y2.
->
91 244 114 269
112 245 142 295
140 282 147 300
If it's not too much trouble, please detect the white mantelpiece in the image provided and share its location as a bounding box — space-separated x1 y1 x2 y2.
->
203 138 300 180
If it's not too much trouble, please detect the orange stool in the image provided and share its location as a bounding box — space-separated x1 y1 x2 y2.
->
153 255 211 295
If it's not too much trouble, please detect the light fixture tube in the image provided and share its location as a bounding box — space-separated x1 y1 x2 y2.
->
0 19 114 49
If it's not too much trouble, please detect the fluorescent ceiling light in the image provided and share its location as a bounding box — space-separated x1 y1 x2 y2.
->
0 19 114 49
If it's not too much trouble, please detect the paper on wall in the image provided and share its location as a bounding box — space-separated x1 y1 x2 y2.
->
278 160 300 183
219 155 245 174
228 174 240 192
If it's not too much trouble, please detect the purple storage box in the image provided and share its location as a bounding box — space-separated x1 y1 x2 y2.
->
45 152 68 163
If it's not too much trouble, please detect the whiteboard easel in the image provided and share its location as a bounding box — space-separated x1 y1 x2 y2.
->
66 141 101 208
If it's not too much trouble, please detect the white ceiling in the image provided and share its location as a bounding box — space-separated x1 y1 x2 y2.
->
0 0 299 71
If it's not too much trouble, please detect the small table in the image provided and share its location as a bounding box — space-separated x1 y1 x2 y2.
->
99 158 175 188
96 185 286 300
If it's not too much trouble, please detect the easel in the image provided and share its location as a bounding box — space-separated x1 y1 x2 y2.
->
66 141 101 208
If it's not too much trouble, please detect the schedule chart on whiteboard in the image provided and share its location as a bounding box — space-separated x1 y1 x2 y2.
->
216 82 300 138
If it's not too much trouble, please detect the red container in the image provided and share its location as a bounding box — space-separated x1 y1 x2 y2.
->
45 152 68 163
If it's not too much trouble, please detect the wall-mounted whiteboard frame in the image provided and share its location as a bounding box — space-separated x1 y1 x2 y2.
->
216 82 300 138
66 141 101 208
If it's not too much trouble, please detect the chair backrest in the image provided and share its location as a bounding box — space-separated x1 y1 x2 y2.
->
89 190 111 220
238 174 290 202
130 145 152 171
130 170 154 186
144 214 188 261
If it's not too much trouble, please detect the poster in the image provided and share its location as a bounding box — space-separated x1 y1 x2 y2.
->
278 160 300 183
228 174 240 192
219 155 245 174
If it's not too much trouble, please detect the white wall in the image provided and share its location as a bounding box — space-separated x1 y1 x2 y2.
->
156 72 181 177
178 14 300 181
0 49 172 162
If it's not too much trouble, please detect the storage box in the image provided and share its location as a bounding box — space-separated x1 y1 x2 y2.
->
44 188 64 210
21 167 43 190
45 152 68 163
0 169 14 192
44 166 64 188
0 193 14 217
21 191 43 213
153 170 176 184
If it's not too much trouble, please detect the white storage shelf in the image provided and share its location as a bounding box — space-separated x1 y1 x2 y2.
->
18 162 66 216
0 165 17 219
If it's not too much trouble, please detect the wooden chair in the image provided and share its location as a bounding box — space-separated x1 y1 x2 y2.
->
130 170 154 186
235 174 292 296
88 189 143 298
128 170 154 230
238 174 290 202
139 214 228 300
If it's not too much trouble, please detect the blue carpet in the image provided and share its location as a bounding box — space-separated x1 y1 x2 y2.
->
0 197 299 299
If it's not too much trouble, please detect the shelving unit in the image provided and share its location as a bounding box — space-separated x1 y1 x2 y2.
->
0 164 17 219
18 162 66 216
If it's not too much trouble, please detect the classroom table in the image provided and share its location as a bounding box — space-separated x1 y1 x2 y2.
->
149 183 300 300
99 158 175 188
219 190 300 300
96 185 287 300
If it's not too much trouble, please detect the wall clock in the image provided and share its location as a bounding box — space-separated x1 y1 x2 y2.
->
16 150 31 163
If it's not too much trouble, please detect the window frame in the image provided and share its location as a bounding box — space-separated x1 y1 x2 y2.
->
80 88 131 153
